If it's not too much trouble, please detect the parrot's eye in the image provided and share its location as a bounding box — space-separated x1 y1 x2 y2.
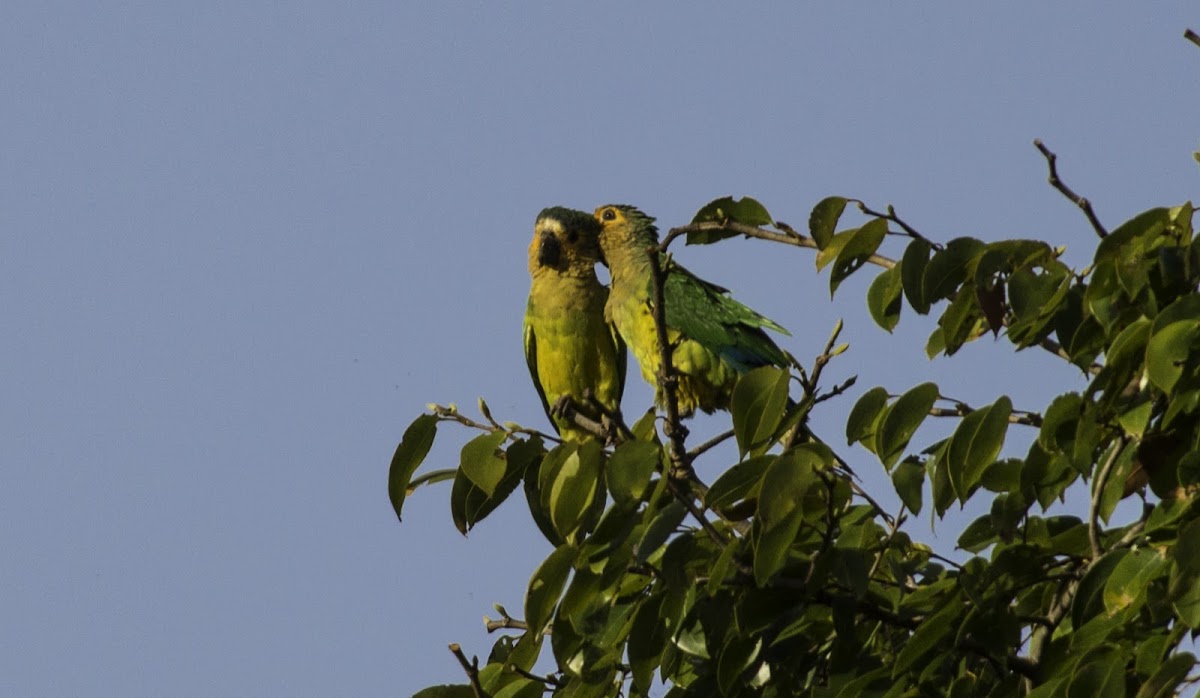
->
566 230 579 244
602 209 616 221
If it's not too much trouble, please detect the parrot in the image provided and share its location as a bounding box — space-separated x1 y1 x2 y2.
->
593 203 790 417
524 206 627 442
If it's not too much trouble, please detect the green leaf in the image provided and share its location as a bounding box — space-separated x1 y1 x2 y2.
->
706 455 775 513
606 441 661 506
927 440 956 517
956 515 997 552
1146 319 1200 394
412 685 475 698
846 386 889 448
923 237 985 304
892 593 960 677
945 396 1012 502
816 228 855 272
1135 652 1196 698
525 543 577 635
637 500 687 564
731 366 791 457
1039 392 1083 453
979 458 1022 493
707 539 739 596
491 679 545 698
693 195 773 226
1174 518 1200 578
387 413 438 522
867 265 903 332
938 286 983 356
1067 655 1127 698
924 325 946 359
689 196 772 244
1009 266 1072 346
875 382 940 470
753 448 822 585
830 217 888 296
450 439 534 535
891 458 925 515
1072 550 1128 629
809 196 847 250
717 636 762 696
548 441 604 540
629 408 659 442
628 592 670 691
1095 207 1170 264
1103 548 1166 615
459 430 509 497
901 238 933 314
1172 575 1200 629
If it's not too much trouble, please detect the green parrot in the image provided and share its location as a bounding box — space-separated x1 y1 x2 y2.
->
594 204 790 417
524 207 627 441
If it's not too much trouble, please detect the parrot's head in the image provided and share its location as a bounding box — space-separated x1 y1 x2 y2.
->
530 207 604 278
593 204 659 269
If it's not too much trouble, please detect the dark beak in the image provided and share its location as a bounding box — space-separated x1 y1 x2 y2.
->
537 231 561 268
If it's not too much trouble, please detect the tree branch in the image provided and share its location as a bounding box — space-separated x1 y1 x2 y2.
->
1185 28 1200 49
646 246 692 478
1089 438 1125 560
448 643 486 698
854 200 943 250
430 403 564 444
687 428 735 459
1033 139 1108 239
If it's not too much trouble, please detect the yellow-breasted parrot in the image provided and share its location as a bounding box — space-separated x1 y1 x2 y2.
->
524 207 626 441
594 203 790 417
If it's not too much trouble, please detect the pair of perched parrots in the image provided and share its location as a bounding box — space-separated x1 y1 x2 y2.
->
523 204 790 442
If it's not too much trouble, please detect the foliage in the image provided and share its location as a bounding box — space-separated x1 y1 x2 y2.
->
393 172 1200 695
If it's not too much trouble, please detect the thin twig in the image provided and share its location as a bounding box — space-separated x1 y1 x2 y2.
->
448 643 485 698
1186 28 1200 48
868 507 909 580
430 404 564 444
646 246 691 477
661 220 896 269
669 479 730 546
854 201 944 250
1033 139 1108 239
506 664 563 688
1089 438 1125 559
687 428 735 459
926 406 1043 427
812 376 857 406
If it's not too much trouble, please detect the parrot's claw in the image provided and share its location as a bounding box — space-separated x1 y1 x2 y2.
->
550 395 576 421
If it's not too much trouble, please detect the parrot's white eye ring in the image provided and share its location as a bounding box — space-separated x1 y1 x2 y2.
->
602 209 616 221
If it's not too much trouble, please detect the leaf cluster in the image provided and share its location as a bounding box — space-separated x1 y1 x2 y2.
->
394 188 1200 697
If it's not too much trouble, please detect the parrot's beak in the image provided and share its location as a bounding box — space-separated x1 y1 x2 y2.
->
537 230 561 268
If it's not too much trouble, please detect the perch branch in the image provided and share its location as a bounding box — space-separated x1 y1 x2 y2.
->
448 643 485 698
1033 139 1108 239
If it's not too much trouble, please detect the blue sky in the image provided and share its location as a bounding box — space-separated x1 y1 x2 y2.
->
2 4 1197 695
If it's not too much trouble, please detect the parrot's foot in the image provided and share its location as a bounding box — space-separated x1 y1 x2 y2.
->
600 415 620 446
550 395 576 422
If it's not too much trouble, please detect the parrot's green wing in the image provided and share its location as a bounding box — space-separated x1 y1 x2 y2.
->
662 257 790 372
611 320 628 407
523 317 556 433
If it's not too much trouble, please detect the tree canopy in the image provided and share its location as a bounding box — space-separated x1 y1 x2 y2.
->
391 135 1200 696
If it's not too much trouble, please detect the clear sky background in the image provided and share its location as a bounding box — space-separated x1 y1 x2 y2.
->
3 4 1198 695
